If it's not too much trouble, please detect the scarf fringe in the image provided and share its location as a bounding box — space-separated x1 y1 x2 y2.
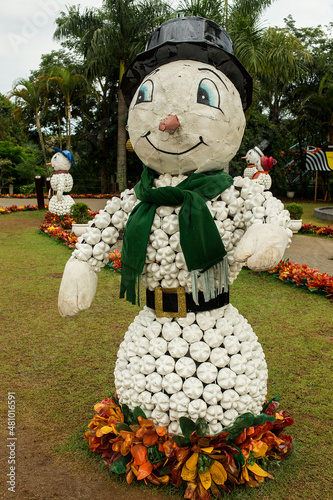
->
191 256 228 305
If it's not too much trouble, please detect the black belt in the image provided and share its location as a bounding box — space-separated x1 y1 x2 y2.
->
146 287 229 318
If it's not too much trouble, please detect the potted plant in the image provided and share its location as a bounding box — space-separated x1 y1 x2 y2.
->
286 202 304 233
69 202 92 236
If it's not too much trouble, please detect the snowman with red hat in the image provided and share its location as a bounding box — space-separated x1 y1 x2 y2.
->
58 17 292 434
47 147 76 215
242 140 277 190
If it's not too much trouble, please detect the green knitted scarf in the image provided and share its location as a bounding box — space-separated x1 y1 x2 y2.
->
120 166 233 305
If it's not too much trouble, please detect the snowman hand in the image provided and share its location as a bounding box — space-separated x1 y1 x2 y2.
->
56 190 63 202
233 224 290 272
58 259 98 317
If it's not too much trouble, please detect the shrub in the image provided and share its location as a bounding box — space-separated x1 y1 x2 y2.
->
286 202 304 219
69 202 92 224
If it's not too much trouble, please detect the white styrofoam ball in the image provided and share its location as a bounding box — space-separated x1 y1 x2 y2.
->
149 337 168 357
162 373 183 394
176 313 195 328
94 211 111 229
190 341 211 362
204 328 224 348
168 421 182 435
217 367 237 389
84 227 101 245
115 358 128 371
146 244 157 263
223 335 241 355
175 252 186 270
111 210 127 230
145 321 162 340
188 399 207 419
150 229 169 249
205 405 223 422
119 369 132 388
101 226 119 244
196 311 216 330
221 409 238 427
169 409 187 420
151 409 170 426
126 342 137 358
145 372 163 393
202 384 223 405
196 362 218 384
132 373 146 393
244 360 257 379
233 323 249 341
105 196 121 214
175 357 196 378
248 379 260 397
156 355 175 375
169 231 181 252
73 243 92 261
151 392 170 411
162 214 179 235
183 324 203 343
210 307 226 320
209 422 223 434
178 269 190 287
92 241 110 260
120 196 136 213
220 389 240 409
183 377 204 399
240 341 253 360
140 354 156 374
168 337 189 358
215 318 233 336
128 356 142 375
170 392 190 412
156 205 174 216
156 246 175 265
135 337 150 356
229 354 247 374
234 374 251 395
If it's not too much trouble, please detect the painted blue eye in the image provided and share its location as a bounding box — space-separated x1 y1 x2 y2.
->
136 79 153 104
197 78 220 110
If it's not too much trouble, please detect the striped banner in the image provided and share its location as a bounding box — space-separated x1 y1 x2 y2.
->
305 146 333 172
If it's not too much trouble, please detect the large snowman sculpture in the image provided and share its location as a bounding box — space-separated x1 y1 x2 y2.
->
47 148 76 215
59 17 292 435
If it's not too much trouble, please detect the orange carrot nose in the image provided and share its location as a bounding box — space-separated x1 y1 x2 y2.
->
46 162 52 165
159 114 180 134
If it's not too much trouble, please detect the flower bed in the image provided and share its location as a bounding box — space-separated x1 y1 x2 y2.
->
85 395 293 499
0 204 39 214
300 223 333 238
269 260 333 300
106 249 122 273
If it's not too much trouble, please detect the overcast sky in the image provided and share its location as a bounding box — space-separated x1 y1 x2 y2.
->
1 0 332 95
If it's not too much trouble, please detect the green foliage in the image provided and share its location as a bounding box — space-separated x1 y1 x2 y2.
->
69 202 91 223
286 202 304 219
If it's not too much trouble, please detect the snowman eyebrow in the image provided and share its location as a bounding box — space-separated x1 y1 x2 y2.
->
198 68 229 91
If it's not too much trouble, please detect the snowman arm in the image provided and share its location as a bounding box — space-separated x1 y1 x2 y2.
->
233 223 291 272
56 176 66 201
58 190 138 316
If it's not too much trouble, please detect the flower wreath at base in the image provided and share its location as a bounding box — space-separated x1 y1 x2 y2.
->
85 394 293 499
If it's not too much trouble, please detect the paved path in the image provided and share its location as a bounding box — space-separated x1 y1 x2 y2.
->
1 197 332 275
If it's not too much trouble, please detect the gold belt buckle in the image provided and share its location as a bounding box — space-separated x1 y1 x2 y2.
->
154 287 187 318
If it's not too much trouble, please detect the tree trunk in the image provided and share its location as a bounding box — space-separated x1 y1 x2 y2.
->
117 60 127 192
35 112 49 176
66 101 71 150
57 113 62 149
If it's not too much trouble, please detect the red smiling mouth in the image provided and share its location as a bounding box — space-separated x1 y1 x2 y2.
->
142 131 207 155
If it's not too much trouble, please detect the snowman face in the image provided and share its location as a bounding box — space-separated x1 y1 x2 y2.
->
244 149 261 168
127 60 246 175
51 152 71 171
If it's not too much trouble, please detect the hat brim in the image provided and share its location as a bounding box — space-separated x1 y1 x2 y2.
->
121 41 252 111
54 147 76 168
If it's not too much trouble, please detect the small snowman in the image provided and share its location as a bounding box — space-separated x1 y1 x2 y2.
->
58 17 292 434
47 148 76 215
242 140 277 190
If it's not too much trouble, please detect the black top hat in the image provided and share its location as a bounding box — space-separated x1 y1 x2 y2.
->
121 16 252 110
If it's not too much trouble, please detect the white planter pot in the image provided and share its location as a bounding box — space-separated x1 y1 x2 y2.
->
72 223 89 237
287 191 295 199
289 219 302 233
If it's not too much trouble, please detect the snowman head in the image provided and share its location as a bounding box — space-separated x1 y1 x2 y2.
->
243 148 262 169
50 148 76 172
122 17 252 176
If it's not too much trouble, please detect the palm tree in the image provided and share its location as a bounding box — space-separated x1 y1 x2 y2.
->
54 0 171 191
10 78 49 175
47 67 90 149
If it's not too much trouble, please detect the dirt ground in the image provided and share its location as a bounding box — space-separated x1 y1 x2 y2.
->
0 207 332 500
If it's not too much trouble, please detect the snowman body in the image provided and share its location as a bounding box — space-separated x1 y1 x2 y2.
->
96 174 290 434
242 148 272 190
49 173 75 215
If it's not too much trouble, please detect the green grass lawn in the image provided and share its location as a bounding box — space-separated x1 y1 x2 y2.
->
1 210 332 499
